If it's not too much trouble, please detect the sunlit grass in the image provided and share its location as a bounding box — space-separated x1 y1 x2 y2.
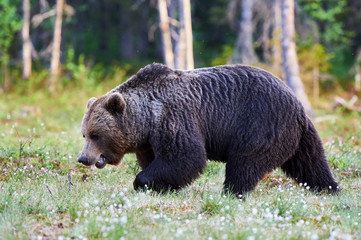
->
0 91 360 239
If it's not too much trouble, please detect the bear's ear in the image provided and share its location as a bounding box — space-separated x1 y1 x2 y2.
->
87 97 97 109
105 93 126 115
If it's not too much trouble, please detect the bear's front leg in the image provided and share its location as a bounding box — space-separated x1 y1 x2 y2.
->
134 165 178 192
135 145 155 170
133 134 207 193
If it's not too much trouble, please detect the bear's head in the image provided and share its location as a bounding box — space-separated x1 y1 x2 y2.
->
78 92 131 169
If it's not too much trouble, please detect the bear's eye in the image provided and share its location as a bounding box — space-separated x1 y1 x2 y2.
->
90 134 99 141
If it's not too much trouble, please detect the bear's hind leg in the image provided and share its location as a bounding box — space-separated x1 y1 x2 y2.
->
224 157 269 197
281 121 339 193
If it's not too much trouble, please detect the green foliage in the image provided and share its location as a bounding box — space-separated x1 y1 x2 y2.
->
0 0 22 85
328 46 356 82
200 194 223 215
0 0 359 93
326 136 361 178
297 43 333 92
297 42 333 73
298 0 351 46
0 0 22 62
64 48 105 91
211 45 233 66
14 69 49 93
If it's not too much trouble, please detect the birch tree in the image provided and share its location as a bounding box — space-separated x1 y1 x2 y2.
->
232 0 258 64
175 0 186 69
281 0 313 115
22 0 32 79
272 0 282 72
49 0 64 93
158 0 194 70
355 48 361 92
182 0 194 69
158 0 174 69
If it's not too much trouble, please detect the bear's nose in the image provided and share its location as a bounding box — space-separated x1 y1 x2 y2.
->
78 156 88 165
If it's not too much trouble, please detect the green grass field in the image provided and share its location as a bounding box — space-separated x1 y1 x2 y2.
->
0 90 360 240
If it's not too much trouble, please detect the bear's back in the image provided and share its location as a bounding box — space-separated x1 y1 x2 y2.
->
182 65 305 161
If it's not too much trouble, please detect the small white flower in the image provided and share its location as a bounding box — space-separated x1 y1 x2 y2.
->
176 228 183 236
120 215 128 224
252 208 258 215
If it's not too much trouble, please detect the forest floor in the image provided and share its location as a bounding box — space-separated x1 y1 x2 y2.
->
0 90 360 240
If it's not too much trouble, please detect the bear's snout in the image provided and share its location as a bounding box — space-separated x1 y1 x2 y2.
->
78 156 89 165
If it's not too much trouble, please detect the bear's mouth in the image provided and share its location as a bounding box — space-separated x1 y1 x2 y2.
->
95 155 106 169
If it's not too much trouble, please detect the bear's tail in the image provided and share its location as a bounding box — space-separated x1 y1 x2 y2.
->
281 117 339 193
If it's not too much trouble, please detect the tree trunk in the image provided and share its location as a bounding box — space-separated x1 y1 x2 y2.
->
272 0 282 73
120 30 133 59
22 0 32 79
312 67 319 99
232 0 257 64
356 63 361 92
158 0 174 68
175 26 187 70
355 48 361 92
49 0 64 93
261 18 271 63
281 0 313 116
175 0 186 70
182 0 194 69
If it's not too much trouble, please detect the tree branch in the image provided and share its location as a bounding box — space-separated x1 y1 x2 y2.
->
31 4 74 27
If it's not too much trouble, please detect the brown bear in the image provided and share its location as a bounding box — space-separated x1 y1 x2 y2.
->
78 63 339 196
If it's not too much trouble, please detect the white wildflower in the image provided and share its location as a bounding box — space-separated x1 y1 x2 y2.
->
120 215 127 224
252 208 258 215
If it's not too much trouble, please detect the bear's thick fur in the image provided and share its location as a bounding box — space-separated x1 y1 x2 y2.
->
78 63 339 195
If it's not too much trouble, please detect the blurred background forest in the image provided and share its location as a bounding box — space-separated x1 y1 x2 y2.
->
1 0 361 109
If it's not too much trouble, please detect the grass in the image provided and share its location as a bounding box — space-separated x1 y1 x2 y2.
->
0 89 360 240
